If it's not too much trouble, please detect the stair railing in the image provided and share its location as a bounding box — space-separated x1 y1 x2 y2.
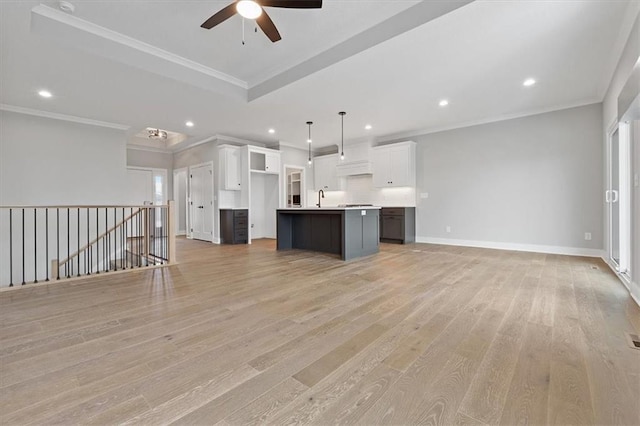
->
0 201 175 288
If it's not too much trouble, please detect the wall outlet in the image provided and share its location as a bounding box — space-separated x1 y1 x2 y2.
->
420 192 429 199
584 232 592 241
446 226 451 233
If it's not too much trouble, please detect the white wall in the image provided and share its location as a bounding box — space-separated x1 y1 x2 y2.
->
602 12 640 303
1 111 128 205
0 111 128 286
392 103 604 255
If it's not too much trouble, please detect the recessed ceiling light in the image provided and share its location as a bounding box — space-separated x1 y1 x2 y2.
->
439 99 449 107
365 124 372 130
185 121 194 127
523 78 536 87
268 128 275 134
38 90 52 98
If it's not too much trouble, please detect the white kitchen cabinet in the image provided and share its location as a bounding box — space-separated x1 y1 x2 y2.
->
372 141 416 188
313 154 344 191
219 145 242 190
250 149 281 174
264 152 280 174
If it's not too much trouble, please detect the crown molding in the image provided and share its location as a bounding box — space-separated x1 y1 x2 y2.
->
376 98 602 143
172 136 217 153
214 134 265 147
126 144 172 154
0 103 129 130
31 5 248 90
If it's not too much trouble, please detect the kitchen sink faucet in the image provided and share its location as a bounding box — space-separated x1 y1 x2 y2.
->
316 189 325 208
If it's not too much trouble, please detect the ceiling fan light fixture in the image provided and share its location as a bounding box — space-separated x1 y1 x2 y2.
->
236 1 262 19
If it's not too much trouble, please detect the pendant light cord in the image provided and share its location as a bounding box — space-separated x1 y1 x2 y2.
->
339 112 346 160
307 121 313 164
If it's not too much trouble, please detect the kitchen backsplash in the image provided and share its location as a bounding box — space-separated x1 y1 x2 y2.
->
307 175 416 207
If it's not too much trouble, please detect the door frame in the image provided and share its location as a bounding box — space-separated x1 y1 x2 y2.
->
606 119 632 277
173 167 188 236
282 164 306 208
126 167 168 204
188 161 215 242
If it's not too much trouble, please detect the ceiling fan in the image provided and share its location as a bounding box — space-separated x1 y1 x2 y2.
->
201 0 323 43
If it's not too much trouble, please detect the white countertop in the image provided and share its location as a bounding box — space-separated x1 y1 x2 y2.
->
278 206 381 211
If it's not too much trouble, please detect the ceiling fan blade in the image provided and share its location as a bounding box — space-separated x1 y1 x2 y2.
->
256 10 282 42
260 0 322 8
201 3 238 29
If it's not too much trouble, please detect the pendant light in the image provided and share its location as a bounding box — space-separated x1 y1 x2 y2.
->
338 111 346 160
306 121 313 165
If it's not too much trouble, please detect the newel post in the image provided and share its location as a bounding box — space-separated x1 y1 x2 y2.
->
168 200 176 263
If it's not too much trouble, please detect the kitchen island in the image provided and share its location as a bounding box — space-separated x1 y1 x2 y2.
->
277 207 380 260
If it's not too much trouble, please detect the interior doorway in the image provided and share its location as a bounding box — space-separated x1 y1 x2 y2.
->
284 165 305 208
189 162 214 242
125 167 167 205
173 168 188 235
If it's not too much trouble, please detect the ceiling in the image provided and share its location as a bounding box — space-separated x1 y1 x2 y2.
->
0 0 637 152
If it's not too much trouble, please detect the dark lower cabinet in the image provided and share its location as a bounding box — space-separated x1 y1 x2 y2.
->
220 209 248 244
380 207 415 244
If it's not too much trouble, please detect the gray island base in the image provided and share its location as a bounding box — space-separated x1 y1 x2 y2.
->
277 207 381 260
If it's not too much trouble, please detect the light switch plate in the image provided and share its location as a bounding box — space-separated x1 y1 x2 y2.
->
420 193 429 199
361 210 366 216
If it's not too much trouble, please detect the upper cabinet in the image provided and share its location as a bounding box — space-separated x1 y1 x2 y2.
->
219 145 242 190
250 149 281 174
371 141 416 188
314 154 345 191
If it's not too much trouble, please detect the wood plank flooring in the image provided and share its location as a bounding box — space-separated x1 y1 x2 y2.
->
1 238 639 425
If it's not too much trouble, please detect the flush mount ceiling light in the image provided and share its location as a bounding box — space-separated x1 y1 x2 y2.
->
339 111 346 161
523 78 536 87
439 99 449 107
148 128 168 140
38 90 52 98
268 128 275 134
306 121 313 165
236 1 263 19
365 124 372 130
185 121 194 127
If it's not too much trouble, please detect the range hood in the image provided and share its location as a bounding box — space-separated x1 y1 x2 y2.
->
336 160 372 177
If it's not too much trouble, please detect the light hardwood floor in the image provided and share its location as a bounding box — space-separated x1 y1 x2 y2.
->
1 238 639 425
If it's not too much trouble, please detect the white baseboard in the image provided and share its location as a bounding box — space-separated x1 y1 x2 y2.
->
415 236 604 257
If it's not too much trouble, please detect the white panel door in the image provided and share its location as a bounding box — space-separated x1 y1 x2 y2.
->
125 169 153 204
190 164 213 242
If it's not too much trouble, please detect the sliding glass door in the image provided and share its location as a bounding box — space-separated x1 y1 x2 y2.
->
610 128 621 266
608 123 631 276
